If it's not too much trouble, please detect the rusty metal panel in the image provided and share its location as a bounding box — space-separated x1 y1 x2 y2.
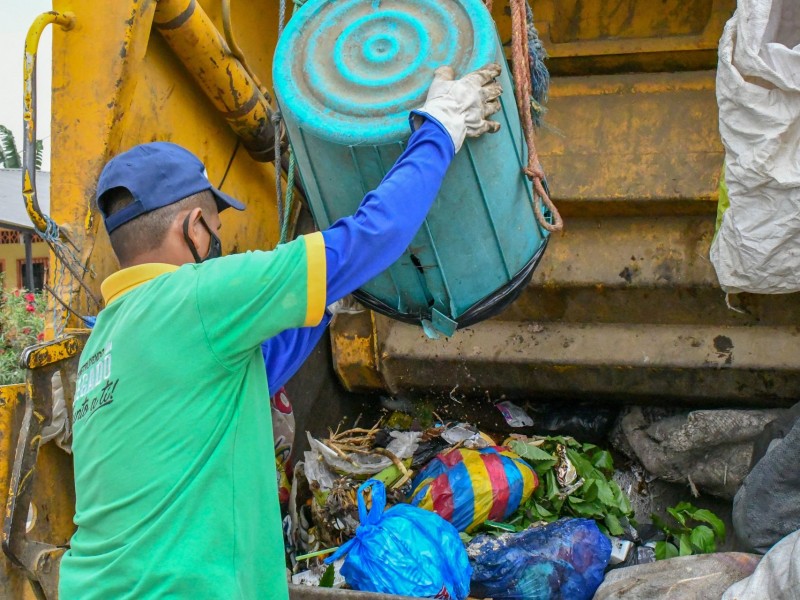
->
49 0 284 316
549 0 716 42
330 313 386 393
491 0 736 75
536 71 723 204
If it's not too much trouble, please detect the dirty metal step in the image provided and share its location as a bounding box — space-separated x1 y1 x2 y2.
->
289 586 413 600
501 215 800 326
501 284 800 327
332 314 800 404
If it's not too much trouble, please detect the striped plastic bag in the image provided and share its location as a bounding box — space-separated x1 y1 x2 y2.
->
410 446 537 532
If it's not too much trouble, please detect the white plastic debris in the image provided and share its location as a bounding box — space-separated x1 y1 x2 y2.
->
608 537 634 566
496 401 534 428
306 431 421 477
292 559 346 587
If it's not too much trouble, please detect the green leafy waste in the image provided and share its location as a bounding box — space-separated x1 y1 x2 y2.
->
652 502 726 559
500 436 633 535
318 564 335 588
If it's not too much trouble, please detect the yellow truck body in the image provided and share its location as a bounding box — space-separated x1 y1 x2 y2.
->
1 0 799 597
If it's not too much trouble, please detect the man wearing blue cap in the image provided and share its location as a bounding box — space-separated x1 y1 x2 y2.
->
60 64 502 599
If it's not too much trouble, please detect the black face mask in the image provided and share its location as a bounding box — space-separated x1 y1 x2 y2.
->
183 213 222 263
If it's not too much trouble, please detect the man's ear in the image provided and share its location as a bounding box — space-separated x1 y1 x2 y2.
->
184 207 207 252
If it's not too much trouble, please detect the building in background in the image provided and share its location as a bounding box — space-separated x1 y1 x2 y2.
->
0 169 50 292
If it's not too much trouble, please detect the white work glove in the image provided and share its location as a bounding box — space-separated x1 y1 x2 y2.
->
413 63 503 153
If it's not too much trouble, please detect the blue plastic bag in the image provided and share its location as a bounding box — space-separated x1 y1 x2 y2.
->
467 518 611 600
326 479 471 599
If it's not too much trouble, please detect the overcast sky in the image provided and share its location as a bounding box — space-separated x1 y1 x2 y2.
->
1 1 53 171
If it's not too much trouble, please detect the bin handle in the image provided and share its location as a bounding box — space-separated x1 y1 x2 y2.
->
23 12 75 236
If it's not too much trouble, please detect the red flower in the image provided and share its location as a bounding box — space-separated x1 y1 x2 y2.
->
13 290 20 297
21 327 31 335
25 304 35 313
37 333 44 342
24 293 35 302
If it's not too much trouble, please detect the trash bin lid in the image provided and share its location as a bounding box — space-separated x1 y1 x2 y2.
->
274 0 497 144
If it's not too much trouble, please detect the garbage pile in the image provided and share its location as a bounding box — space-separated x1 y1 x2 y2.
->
279 396 800 599
283 413 626 599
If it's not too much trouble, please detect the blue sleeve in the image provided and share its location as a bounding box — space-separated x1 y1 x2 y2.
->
322 118 454 303
262 117 453 393
261 312 332 396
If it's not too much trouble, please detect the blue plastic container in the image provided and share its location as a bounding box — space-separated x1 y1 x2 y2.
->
274 0 550 336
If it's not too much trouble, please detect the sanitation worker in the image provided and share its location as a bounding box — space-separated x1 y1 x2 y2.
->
59 64 503 599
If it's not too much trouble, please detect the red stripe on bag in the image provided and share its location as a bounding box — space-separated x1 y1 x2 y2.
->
431 475 455 522
439 448 464 468
482 452 510 521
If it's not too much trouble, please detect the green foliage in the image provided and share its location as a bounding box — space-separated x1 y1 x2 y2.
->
503 436 633 534
652 502 726 559
0 126 21 169
0 282 46 385
0 125 43 170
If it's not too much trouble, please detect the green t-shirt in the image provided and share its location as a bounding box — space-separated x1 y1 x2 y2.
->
59 233 326 599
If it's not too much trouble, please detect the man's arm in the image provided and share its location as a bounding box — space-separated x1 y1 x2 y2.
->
202 120 452 371
261 118 452 392
198 65 503 366
259 63 506 386
261 313 331 396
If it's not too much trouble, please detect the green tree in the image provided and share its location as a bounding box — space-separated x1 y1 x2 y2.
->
0 126 43 170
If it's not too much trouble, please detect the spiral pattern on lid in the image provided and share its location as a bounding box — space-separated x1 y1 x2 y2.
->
274 0 497 144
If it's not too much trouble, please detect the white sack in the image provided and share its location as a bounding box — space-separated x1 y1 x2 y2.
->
723 529 800 599
711 0 800 293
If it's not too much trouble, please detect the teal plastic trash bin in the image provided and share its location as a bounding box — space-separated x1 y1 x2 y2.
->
274 0 550 337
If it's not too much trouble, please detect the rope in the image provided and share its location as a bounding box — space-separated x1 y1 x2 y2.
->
273 0 299 245
510 0 563 232
526 2 549 127
280 149 296 244
273 0 287 243
34 213 101 336
272 111 285 238
278 0 287 38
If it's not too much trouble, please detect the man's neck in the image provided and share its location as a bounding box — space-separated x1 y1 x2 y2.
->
118 250 191 270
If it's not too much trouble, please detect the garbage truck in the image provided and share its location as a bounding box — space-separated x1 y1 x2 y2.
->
2 0 799 597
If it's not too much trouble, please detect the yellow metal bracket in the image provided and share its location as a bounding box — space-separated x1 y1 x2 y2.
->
2 335 86 600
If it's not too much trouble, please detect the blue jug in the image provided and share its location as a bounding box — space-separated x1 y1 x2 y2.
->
274 0 550 336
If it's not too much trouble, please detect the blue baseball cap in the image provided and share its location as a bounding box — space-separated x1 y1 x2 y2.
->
96 142 245 234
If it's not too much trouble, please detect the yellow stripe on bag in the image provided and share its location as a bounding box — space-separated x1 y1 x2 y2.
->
414 478 436 512
515 456 537 500
499 449 537 503
460 449 492 531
